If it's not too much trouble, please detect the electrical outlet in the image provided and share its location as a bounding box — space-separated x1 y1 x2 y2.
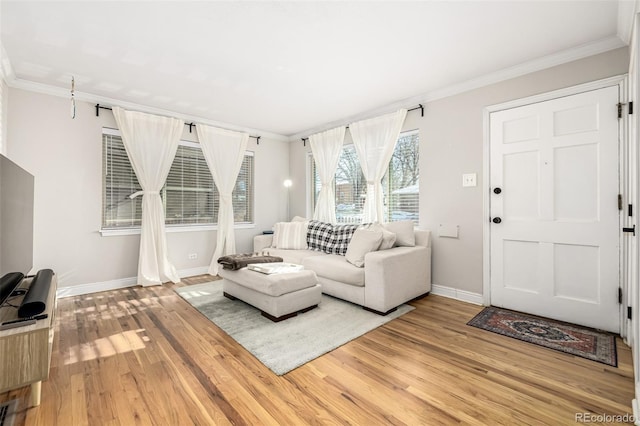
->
462 173 477 187
188 253 197 260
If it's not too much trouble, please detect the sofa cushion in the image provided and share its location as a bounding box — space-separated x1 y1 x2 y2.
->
303 254 365 287
273 221 309 249
345 228 384 267
218 268 318 296
384 220 415 247
307 220 334 253
263 248 324 265
331 223 361 255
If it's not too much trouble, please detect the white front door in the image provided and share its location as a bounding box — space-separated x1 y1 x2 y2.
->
489 85 620 332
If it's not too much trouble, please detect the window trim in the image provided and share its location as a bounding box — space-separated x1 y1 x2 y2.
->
99 222 256 237
100 128 255 235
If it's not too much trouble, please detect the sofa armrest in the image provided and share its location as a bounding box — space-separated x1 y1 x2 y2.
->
363 246 431 313
254 234 273 252
415 229 431 248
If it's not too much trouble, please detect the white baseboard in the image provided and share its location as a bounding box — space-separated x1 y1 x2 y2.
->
177 266 209 279
56 276 138 298
56 266 211 298
431 284 483 305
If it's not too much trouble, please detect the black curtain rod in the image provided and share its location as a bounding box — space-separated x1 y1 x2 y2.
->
300 104 424 146
95 104 262 144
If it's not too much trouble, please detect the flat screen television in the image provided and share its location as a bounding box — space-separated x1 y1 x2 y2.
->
0 153 34 308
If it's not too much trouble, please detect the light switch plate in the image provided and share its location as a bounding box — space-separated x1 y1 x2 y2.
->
462 173 477 187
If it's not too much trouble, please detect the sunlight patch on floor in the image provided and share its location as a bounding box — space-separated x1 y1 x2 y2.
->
64 329 149 365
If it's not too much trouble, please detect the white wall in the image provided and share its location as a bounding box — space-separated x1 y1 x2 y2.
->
290 47 630 296
6 88 291 289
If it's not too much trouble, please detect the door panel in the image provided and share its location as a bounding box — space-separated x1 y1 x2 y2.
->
502 240 539 292
554 143 598 221
553 243 599 303
503 151 539 219
490 85 620 332
553 103 598 136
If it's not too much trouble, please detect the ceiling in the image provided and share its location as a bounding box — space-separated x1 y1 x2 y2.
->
0 1 632 138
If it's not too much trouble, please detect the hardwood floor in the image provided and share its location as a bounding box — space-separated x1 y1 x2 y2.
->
0 275 634 425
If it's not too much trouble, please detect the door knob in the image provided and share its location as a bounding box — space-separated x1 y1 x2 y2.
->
493 187 502 194
492 217 502 224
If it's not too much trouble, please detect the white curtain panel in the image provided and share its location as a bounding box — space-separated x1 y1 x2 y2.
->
196 124 249 276
309 126 346 223
112 107 184 286
350 109 407 223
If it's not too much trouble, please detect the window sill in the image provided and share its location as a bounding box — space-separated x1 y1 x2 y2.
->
100 223 255 237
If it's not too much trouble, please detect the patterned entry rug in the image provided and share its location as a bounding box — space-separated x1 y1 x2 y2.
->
175 281 414 375
467 307 617 367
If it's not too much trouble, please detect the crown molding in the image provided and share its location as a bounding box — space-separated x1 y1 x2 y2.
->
0 44 15 84
1 32 627 143
288 35 627 141
5 75 290 142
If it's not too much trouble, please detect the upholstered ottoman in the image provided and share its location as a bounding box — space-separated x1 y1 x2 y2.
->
218 267 321 322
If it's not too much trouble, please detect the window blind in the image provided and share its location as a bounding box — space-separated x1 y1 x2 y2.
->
231 154 254 223
103 133 143 228
211 153 254 224
164 144 215 225
102 131 254 229
385 131 419 224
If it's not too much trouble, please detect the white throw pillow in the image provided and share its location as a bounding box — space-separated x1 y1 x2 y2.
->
274 221 309 249
270 223 281 248
345 228 384 267
370 222 396 249
383 220 415 247
291 216 308 222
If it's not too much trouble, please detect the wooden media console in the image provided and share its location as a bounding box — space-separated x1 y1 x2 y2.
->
0 274 57 407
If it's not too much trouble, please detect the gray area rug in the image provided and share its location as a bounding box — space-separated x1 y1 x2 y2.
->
175 281 414 375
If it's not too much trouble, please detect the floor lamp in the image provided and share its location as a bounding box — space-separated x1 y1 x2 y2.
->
284 179 292 221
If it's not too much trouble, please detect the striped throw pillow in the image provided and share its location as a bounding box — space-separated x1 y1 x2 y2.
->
273 221 309 250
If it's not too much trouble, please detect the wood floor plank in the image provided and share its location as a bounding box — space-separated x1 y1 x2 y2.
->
0 275 634 425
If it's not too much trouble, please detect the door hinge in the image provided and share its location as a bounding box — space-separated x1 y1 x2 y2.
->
623 225 636 236
618 194 623 210
619 287 623 304
628 306 633 320
618 102 633 118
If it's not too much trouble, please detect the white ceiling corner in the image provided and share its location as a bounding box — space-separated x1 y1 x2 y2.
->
0 1 632 139
617 0 640 44
289 35 627 141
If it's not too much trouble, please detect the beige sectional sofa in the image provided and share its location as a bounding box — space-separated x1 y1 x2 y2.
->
253 227 432 314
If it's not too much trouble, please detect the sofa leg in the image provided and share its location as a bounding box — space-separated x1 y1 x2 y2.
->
363 306 397 316
409 291 430 302
261 304 318 322
223 292 237 300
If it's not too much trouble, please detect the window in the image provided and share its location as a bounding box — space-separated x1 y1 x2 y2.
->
102 129 254 230
164 142 216 225
310 130 419 224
